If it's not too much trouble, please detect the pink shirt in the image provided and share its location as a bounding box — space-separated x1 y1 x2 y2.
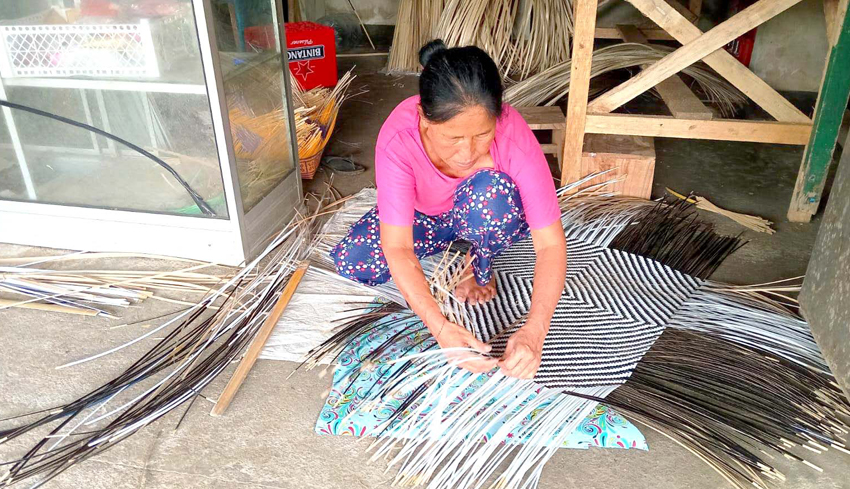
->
375 96 560 230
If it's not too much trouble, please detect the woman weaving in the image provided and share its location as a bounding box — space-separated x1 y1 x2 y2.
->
332 40 567 379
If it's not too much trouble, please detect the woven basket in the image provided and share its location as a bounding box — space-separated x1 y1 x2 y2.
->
300 152 323 179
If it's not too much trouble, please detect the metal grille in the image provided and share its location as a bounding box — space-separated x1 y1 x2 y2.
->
0 22 159 78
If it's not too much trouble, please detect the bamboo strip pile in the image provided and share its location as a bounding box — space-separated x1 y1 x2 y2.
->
387 0 446 73
0 266 231 318
229 69 356 189
666 187 776 234
504 43 747 114
0 187 340 487
386 0 573 77
505 0 574 79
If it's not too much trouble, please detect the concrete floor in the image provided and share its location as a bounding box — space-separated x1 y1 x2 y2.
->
2 56 849 488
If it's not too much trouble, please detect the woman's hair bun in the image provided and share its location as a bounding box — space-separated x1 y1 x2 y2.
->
419 39 447 67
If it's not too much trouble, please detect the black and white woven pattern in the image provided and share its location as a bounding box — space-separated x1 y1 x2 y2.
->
454 236 701 389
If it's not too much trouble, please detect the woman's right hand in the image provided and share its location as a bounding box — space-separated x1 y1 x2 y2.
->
428 317 498 373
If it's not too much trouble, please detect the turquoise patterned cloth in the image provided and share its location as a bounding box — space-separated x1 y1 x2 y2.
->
316 310 648 451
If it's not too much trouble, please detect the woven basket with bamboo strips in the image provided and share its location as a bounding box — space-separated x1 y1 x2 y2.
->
299 152 323 179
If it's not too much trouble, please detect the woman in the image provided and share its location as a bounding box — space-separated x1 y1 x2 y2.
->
331 40 567 379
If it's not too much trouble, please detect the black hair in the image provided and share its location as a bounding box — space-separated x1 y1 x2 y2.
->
418 39 503 123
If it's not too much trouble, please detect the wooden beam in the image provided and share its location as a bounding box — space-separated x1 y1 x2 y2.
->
561 0 599 187
625 0 811 124
617 24 712 120
788 0 850 221
585 114 812 145
589 0 805 115
824 0 841 46
595 26 674 40
211 261 310 416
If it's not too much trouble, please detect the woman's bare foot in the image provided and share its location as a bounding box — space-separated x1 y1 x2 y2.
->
454 251 497 305
454 275 497 305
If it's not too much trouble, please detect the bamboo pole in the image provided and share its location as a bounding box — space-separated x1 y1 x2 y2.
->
211 260 311 416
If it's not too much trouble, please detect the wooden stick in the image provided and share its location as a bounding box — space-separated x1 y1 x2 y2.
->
561 0 599 187
625 0 811 123
0 299 100 316
589 0 805 114
346 0 376 50
210 260 310 416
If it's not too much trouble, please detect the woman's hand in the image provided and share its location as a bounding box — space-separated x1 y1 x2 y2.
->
429 317 498 373
498 321 547 379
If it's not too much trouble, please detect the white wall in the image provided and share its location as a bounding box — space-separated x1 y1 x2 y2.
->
323 0 398 24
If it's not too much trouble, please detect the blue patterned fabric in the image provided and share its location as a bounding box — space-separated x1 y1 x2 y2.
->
315 310 648 451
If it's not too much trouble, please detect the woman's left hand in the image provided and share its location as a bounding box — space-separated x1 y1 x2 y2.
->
497 321 547 379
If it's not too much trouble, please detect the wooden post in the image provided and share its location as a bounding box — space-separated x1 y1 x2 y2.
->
561 0 599 187
211 261 310 416
788 0 850 221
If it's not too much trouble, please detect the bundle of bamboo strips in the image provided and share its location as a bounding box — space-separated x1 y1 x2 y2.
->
387 0 573 77
0 266 232 317
0 187 341 488
435 0 517 72
666 188 776 234
503 43 746 114
289 69 357 178
502 0 573 79
387 0 446 73
228 65 357 183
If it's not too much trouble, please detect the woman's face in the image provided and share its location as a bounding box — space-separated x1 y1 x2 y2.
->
419 105 497 173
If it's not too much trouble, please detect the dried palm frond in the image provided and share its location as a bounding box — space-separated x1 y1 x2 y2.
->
504 43 746 116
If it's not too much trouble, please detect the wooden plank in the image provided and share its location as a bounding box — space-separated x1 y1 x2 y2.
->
595 26 674 40
824 0 841 46
589 0 805 115
553 127 565 170
211 261 310 416
580 134 656 199
517 106 566 129
617 24 712 120
585 113 812 145
788 0 850 221
561 0 599 187
625 0 811 124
